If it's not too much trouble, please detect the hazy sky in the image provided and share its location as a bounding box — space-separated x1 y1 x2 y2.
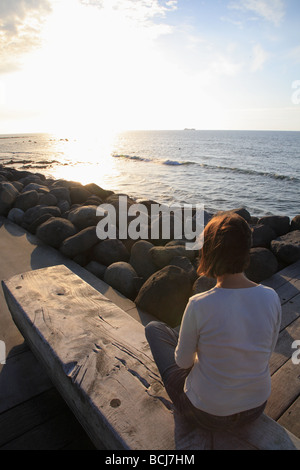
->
0 0 300 135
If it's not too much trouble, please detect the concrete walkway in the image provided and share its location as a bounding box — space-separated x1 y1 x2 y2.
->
0 216 151 449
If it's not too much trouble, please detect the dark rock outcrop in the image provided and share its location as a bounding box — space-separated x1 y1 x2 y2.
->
135 265 192 327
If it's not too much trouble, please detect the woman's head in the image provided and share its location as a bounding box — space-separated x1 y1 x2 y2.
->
197 212 252 279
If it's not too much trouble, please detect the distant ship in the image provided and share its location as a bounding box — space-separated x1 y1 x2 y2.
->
184 128 196 130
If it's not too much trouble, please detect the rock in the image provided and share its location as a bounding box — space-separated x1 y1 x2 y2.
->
104 262 139 299
13 190 39 212
57 200 70 214
69 186 91 204
7 208 25 225
19 174 44 186
60 226 99 258
219 207 251 222
36 217 77 248
129 240 158 281
39 192 57 206
50 187 71 204
11 181 24 192
258 215 290 236
291 215 300 231
192 276 216 295
84 183 114 200
149 245 195 269
27 213 54 234
92 239 130 266
0 182 19 215
84 196 103 206
68 205 100 230
245 248 278 283
22 205 61 228
251 224 277 248
22 183 49 194
169 256 198 282
84 260 107 279
270 230 300 265
135 265 192 327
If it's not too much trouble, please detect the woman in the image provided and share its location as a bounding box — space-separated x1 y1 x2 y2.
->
145 212 281 431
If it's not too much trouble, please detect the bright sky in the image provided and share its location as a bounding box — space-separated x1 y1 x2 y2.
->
0 0 300 134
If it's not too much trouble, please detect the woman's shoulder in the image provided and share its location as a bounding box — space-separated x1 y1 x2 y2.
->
188 287 219 304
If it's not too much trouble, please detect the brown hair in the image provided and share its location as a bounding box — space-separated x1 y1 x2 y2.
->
197 212 252 279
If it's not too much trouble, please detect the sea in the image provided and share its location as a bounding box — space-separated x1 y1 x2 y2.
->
0 130 299 219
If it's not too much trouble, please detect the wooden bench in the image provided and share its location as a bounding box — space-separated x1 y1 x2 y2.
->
2 264 300 450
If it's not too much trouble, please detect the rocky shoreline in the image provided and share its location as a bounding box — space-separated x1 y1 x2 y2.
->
1 165 300 327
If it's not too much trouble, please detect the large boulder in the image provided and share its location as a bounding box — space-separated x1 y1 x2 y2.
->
192 276 216 295
60 226 99 258
149 245 195 269
7 207 25 225
22 205 61 229
69 186 91 204
251 224 277 248
84 260 107 279
169 256 198 283
104 262 139 299
129 240 158 281
291 215 300 231
68 205 100 230
0 182 19 215
258 215 290 236
84 183 114 200
92 239 129 266
22 183 49 194
13 190 39 212
36 217 77 248
38 192 58 206
135 265 192 327
50 187 71 204
245 247 278 283
220 207 251 222
270 230 300 265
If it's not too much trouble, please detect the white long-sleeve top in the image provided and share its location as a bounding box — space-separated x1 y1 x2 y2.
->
175 284 282 416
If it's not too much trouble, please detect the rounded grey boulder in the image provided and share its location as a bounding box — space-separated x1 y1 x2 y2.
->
92 239 129 266
36 217 77 248
0 181 19 215
245 247 278 283
60 226 98 258
104 262 139 299
135 265 192 327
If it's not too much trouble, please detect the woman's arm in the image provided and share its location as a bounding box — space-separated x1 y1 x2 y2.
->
175 299 199 369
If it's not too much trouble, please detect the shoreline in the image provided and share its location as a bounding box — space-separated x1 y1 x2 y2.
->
0 164 300 327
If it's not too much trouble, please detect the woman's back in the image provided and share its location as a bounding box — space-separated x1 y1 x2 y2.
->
175 284 281 416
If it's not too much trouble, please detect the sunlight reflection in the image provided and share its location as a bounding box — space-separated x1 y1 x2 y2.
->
48 129 120 188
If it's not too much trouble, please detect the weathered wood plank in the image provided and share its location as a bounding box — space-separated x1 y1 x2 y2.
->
270 315 300 375
278 396 300 439
265 358 300 421
263 260 300 292
1 265 175 451
0 349 53 414
2 264 300 450
0 410 94 450
0 387 95 449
